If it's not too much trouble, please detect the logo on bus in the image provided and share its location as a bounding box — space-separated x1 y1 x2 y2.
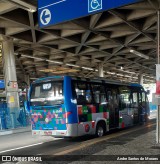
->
31 113 42 116
85 124 90 132
53 109 62 114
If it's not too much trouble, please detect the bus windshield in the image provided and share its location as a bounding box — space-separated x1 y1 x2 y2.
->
30 81 63 106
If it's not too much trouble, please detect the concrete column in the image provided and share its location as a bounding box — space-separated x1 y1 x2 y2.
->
138 74 143 85
24 74 30 87
98 63 104 77
2 38 20 128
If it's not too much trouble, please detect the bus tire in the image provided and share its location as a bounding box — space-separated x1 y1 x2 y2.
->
95 123 105 137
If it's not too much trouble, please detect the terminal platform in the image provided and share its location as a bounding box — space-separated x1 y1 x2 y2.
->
0 118 159 164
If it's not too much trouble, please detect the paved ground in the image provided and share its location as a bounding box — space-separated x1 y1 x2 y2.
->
0 119 159 164
0 110 158 163
48 119 159 164
0 131 56 152
0 126 31 136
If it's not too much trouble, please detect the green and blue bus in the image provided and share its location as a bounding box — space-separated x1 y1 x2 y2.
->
28 76 149 137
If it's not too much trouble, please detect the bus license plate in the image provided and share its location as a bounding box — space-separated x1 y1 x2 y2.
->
43 131 52 135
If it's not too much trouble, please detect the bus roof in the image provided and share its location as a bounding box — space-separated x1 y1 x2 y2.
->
34 76 64 83
129 83 142 87
33 76 143 88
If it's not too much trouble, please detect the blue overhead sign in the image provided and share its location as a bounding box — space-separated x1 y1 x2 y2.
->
38 0 141 28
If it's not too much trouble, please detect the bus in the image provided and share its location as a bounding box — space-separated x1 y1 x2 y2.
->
28 76 150 137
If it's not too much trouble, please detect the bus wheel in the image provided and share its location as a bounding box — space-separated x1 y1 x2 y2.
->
95 123 104 137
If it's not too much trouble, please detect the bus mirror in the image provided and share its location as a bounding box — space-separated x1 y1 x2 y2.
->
146 90 150 95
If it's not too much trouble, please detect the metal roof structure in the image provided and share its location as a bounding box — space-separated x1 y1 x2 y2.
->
0 0 159 84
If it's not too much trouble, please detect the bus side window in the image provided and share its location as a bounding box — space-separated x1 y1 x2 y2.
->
107 90 112 107
75 81 92 105
107 90 111 101
100 85 107 104
139 93 142 103
132 92 138 107
91 84 106 104
119 87 131 109
112 89 118 108
142 92 146 107
91 84 100 103
106 89 118 111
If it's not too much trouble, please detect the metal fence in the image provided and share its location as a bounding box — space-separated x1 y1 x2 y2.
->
0 102 31 130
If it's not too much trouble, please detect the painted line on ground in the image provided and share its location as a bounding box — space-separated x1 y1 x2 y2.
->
0 143 43 154
54 123 156 155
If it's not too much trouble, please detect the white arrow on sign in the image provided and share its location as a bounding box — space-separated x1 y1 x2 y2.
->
40 9 51 25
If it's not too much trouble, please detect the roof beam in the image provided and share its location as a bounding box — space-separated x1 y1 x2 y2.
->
28 12 36 43
108 10 156 43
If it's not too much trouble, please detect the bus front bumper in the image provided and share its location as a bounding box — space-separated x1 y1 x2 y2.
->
32 123 78 137
32 130 67 136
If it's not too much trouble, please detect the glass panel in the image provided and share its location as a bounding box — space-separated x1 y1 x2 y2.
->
132 92 138 107
30 81 63 106
142 92 146 102
142 92 146 107
91 84 106 104
119 86 131 109
35 86 40 97
75 82 92 105
139 93 142 103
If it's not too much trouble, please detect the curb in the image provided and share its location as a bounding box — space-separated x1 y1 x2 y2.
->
0 126 31 136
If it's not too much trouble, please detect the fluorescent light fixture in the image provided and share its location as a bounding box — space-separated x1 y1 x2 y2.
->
129 49 149 59
82 67 94 71
66 63 80 67
107 71 115 75
46 60 63 64
8 0 37 12
21 55 63 64
21 54 44 61
124 75 131 78
118 69 136 74
117 74 123 76
30 77 38 80
130 49 134 53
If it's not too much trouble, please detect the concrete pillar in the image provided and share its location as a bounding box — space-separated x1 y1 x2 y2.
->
2 38 20 128
138 74 143 85
98 63 104 77
24 74 30 87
